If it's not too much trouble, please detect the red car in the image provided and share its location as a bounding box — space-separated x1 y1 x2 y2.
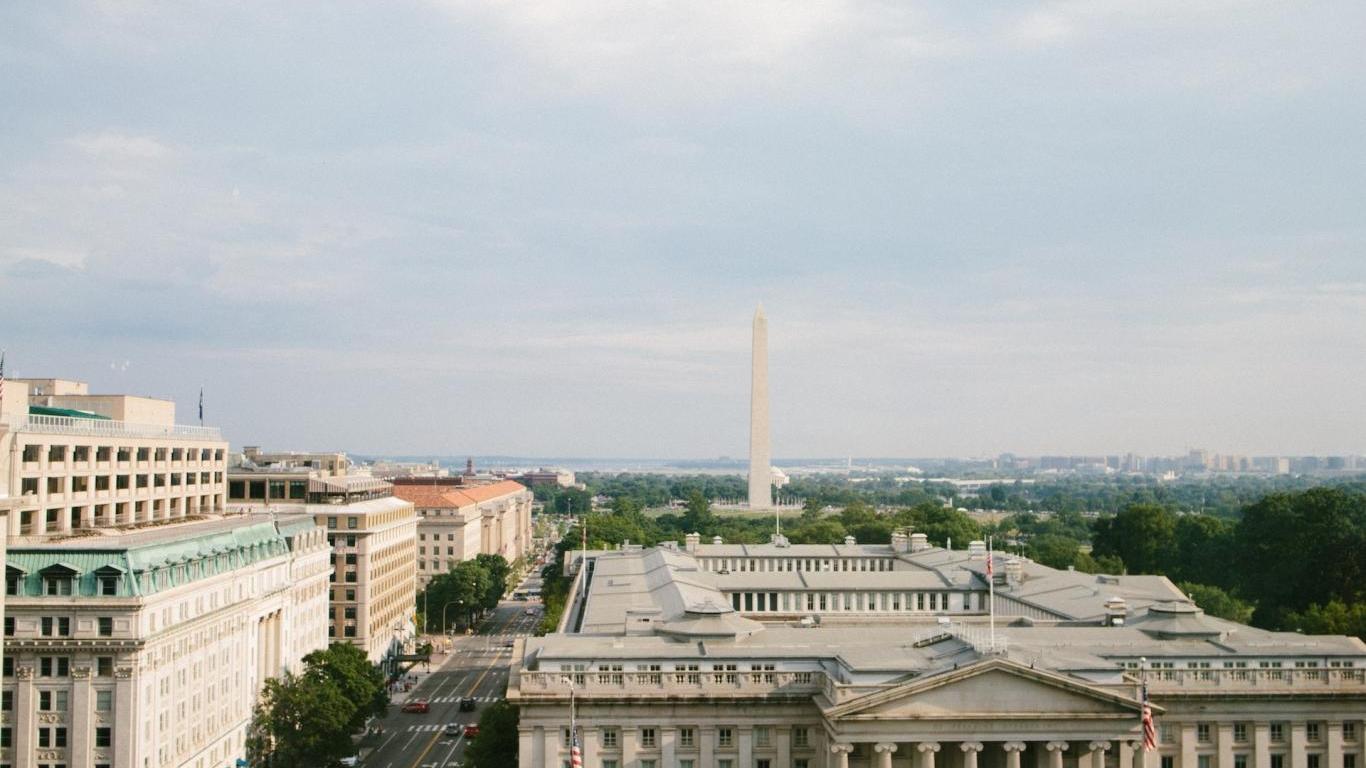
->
463 724 480 738
401 699 430 714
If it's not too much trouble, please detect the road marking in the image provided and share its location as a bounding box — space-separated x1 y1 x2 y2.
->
406 607 522 768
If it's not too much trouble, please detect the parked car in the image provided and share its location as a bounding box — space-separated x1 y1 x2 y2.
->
401 699 430 714
463 724 480 738
459 697 477 712
340 757 359 767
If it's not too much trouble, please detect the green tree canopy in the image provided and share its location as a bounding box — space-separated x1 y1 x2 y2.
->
464 700 521 768
246 670 357 767
302 643 388 734
1091 504 1177 574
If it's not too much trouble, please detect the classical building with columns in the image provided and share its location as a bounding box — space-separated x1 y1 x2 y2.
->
1 515 331 768
509 535 1365 768
391 478 534 586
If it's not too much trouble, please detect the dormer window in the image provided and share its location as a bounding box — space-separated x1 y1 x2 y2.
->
94 565 126 597
5 565 27 597
39 563 82 596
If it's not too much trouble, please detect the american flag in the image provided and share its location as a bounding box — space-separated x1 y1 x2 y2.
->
570 727 582 767
1140 682 1158 751
0 350 6 401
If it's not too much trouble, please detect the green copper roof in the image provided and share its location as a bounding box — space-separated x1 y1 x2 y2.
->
6 520 297 598
28 405 112 420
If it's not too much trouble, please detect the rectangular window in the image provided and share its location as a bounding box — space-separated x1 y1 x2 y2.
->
1271 756 1285 768
678 728 695 748
1308 757 1320 768
1234 724 1248 743
96 690 113 712
0 691 10 710
97 657 113 677
1344 756 1356 768
793 728 810 748
1307 724 1321 742
95 727 112 747
1344 722 1357 741
718 728 733 748
1271 724 1285 743
1199 757 1212 768
1198 724 1212 743
753 726 770 747
2 618 11 636
1235 756 1248 768
601 728 618 748
98 617 114 637
1162 758 1175 768
640 727 656 748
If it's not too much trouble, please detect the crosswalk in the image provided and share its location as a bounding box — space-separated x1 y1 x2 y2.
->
428 694 500 704
407 723 468 733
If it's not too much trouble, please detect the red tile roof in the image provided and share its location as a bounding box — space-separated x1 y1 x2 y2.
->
392 479 527 509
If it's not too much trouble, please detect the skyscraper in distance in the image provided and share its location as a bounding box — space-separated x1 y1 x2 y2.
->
748 304 772 509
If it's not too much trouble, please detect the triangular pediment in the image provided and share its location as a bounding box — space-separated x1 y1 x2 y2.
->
828 658 1144 721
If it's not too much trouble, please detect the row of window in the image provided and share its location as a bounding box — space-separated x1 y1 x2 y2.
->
1159 721 1360 745
702 557 894 573
0 688 116 713
20 471 221 495
574 725 813 751
3 616 115 637
582 759 808 768
729 590 969 613
1161 755 1357 768
0 725 113 748
21 444 223 464
1 657 117 677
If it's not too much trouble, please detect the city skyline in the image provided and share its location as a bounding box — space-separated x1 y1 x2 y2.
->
3 3 1365 458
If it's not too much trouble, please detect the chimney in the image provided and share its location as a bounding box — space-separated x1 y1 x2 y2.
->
891 530 910 553
843 535 857 546
909 533 930 552
685 532 701 553
712 535 724 545
967 540 987 557
1104 596 1128 626
1005 558 1024 587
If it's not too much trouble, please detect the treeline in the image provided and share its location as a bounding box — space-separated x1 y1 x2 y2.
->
540 484 1365 641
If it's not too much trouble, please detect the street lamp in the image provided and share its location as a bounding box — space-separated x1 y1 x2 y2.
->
441 600 463 635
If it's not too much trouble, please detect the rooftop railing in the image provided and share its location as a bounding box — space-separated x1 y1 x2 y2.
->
15 413 223 441
1142 667 1366 692
517 670 824 699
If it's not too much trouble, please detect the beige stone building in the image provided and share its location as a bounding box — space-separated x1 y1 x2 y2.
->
511 536 1365 768
228 449 417 664
0 380 330 768
0 379 228 538
391 479 533 586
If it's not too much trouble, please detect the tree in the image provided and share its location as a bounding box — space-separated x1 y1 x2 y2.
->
682 490 715 533
1180 582 1254 624
787 519 848 545
246 670 356 767
1027 534 1084 570
1170 515 1236 588
1235 488 1365 628
1091 504 1176 574
463 700 520 768
475 553 511 610
302 643 388 734
1284 601 1366 641
800 496 824 523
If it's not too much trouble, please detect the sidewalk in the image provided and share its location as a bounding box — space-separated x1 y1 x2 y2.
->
387 636 457 706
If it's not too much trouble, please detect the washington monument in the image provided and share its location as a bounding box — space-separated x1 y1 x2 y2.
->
748 305 772 509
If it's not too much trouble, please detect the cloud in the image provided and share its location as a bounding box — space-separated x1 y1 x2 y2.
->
67 132 173 160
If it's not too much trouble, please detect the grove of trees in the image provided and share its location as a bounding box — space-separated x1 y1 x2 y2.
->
417 553 511 633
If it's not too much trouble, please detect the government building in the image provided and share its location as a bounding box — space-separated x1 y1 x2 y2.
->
508 534 1365 768
227 447 418 665
391 477 534 586
0 378 332 768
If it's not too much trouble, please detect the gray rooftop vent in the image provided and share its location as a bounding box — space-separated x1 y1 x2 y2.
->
712 535 724 545
843 535 857 546
909 533 930 552
967 540 987 556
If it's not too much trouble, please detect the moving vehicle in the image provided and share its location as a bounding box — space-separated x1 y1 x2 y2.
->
463 724 480 738
524 608 537 616
459 697 477 712
444 723 461 737
401 699 430 714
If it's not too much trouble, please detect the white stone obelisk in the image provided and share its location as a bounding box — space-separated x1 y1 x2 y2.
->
748 305 773 510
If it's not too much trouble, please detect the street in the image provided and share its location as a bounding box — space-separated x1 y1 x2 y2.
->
361 598 541 768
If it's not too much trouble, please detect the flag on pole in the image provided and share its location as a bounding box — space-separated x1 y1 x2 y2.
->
570 727 583 767
198 387 204 425
1140 682 1158 751
0 350 6 402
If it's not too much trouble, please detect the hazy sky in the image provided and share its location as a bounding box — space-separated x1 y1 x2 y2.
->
3 2 1364 459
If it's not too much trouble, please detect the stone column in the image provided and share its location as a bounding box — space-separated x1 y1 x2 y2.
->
14 666 35 768
661 726 677 768
739 726 754 768
875 742 900 768
700 726 715 767
1219 724 1236 768
1090 741 1112 768
621 725 638 766
831 742 855 768
776 725 792 767
1292 723 1308 768
542 727 560 768
1119 740 1136 768
581 727 600 767
1005 740 1029 768
1325 722 1343 768
919 741 941 768
1254 724 1271 768
962 741 986 768
1182 724 1198 768
1047 741 1071 768
518 728 537 768
114 665 136 768
69 667 93 768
